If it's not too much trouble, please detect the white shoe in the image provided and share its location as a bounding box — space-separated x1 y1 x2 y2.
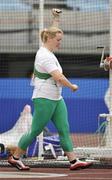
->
70 159 93 170
8 156 30 171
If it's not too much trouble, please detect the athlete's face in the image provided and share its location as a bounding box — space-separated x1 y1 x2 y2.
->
48 32 63 51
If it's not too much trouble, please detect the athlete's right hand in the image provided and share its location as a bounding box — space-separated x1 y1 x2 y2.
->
71 84 79 92
52 8 62 17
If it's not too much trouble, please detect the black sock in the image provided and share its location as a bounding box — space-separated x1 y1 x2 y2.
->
70 159 77 164
13 156 19 160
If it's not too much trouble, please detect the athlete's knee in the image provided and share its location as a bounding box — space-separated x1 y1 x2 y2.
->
58 126 70 137
30 129 41 138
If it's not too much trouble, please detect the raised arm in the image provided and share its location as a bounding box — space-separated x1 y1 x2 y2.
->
51 8 62 27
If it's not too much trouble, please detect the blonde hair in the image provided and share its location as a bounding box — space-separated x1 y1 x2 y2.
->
40 26 63 43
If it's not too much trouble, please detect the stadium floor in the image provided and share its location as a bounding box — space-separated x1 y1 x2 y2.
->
0 167 112 180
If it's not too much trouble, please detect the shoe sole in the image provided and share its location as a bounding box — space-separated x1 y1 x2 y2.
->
70 162 93 170
8 160 30 171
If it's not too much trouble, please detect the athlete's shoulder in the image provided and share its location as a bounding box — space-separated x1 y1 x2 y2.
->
37 47 50 57
37 47 56 62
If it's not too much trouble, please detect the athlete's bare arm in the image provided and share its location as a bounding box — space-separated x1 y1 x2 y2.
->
51 8 62 27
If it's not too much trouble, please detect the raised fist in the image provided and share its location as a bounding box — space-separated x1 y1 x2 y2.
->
52 8 62 17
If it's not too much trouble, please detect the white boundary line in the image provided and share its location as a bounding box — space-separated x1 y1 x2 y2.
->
69 178 112 180
0 171 67 178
